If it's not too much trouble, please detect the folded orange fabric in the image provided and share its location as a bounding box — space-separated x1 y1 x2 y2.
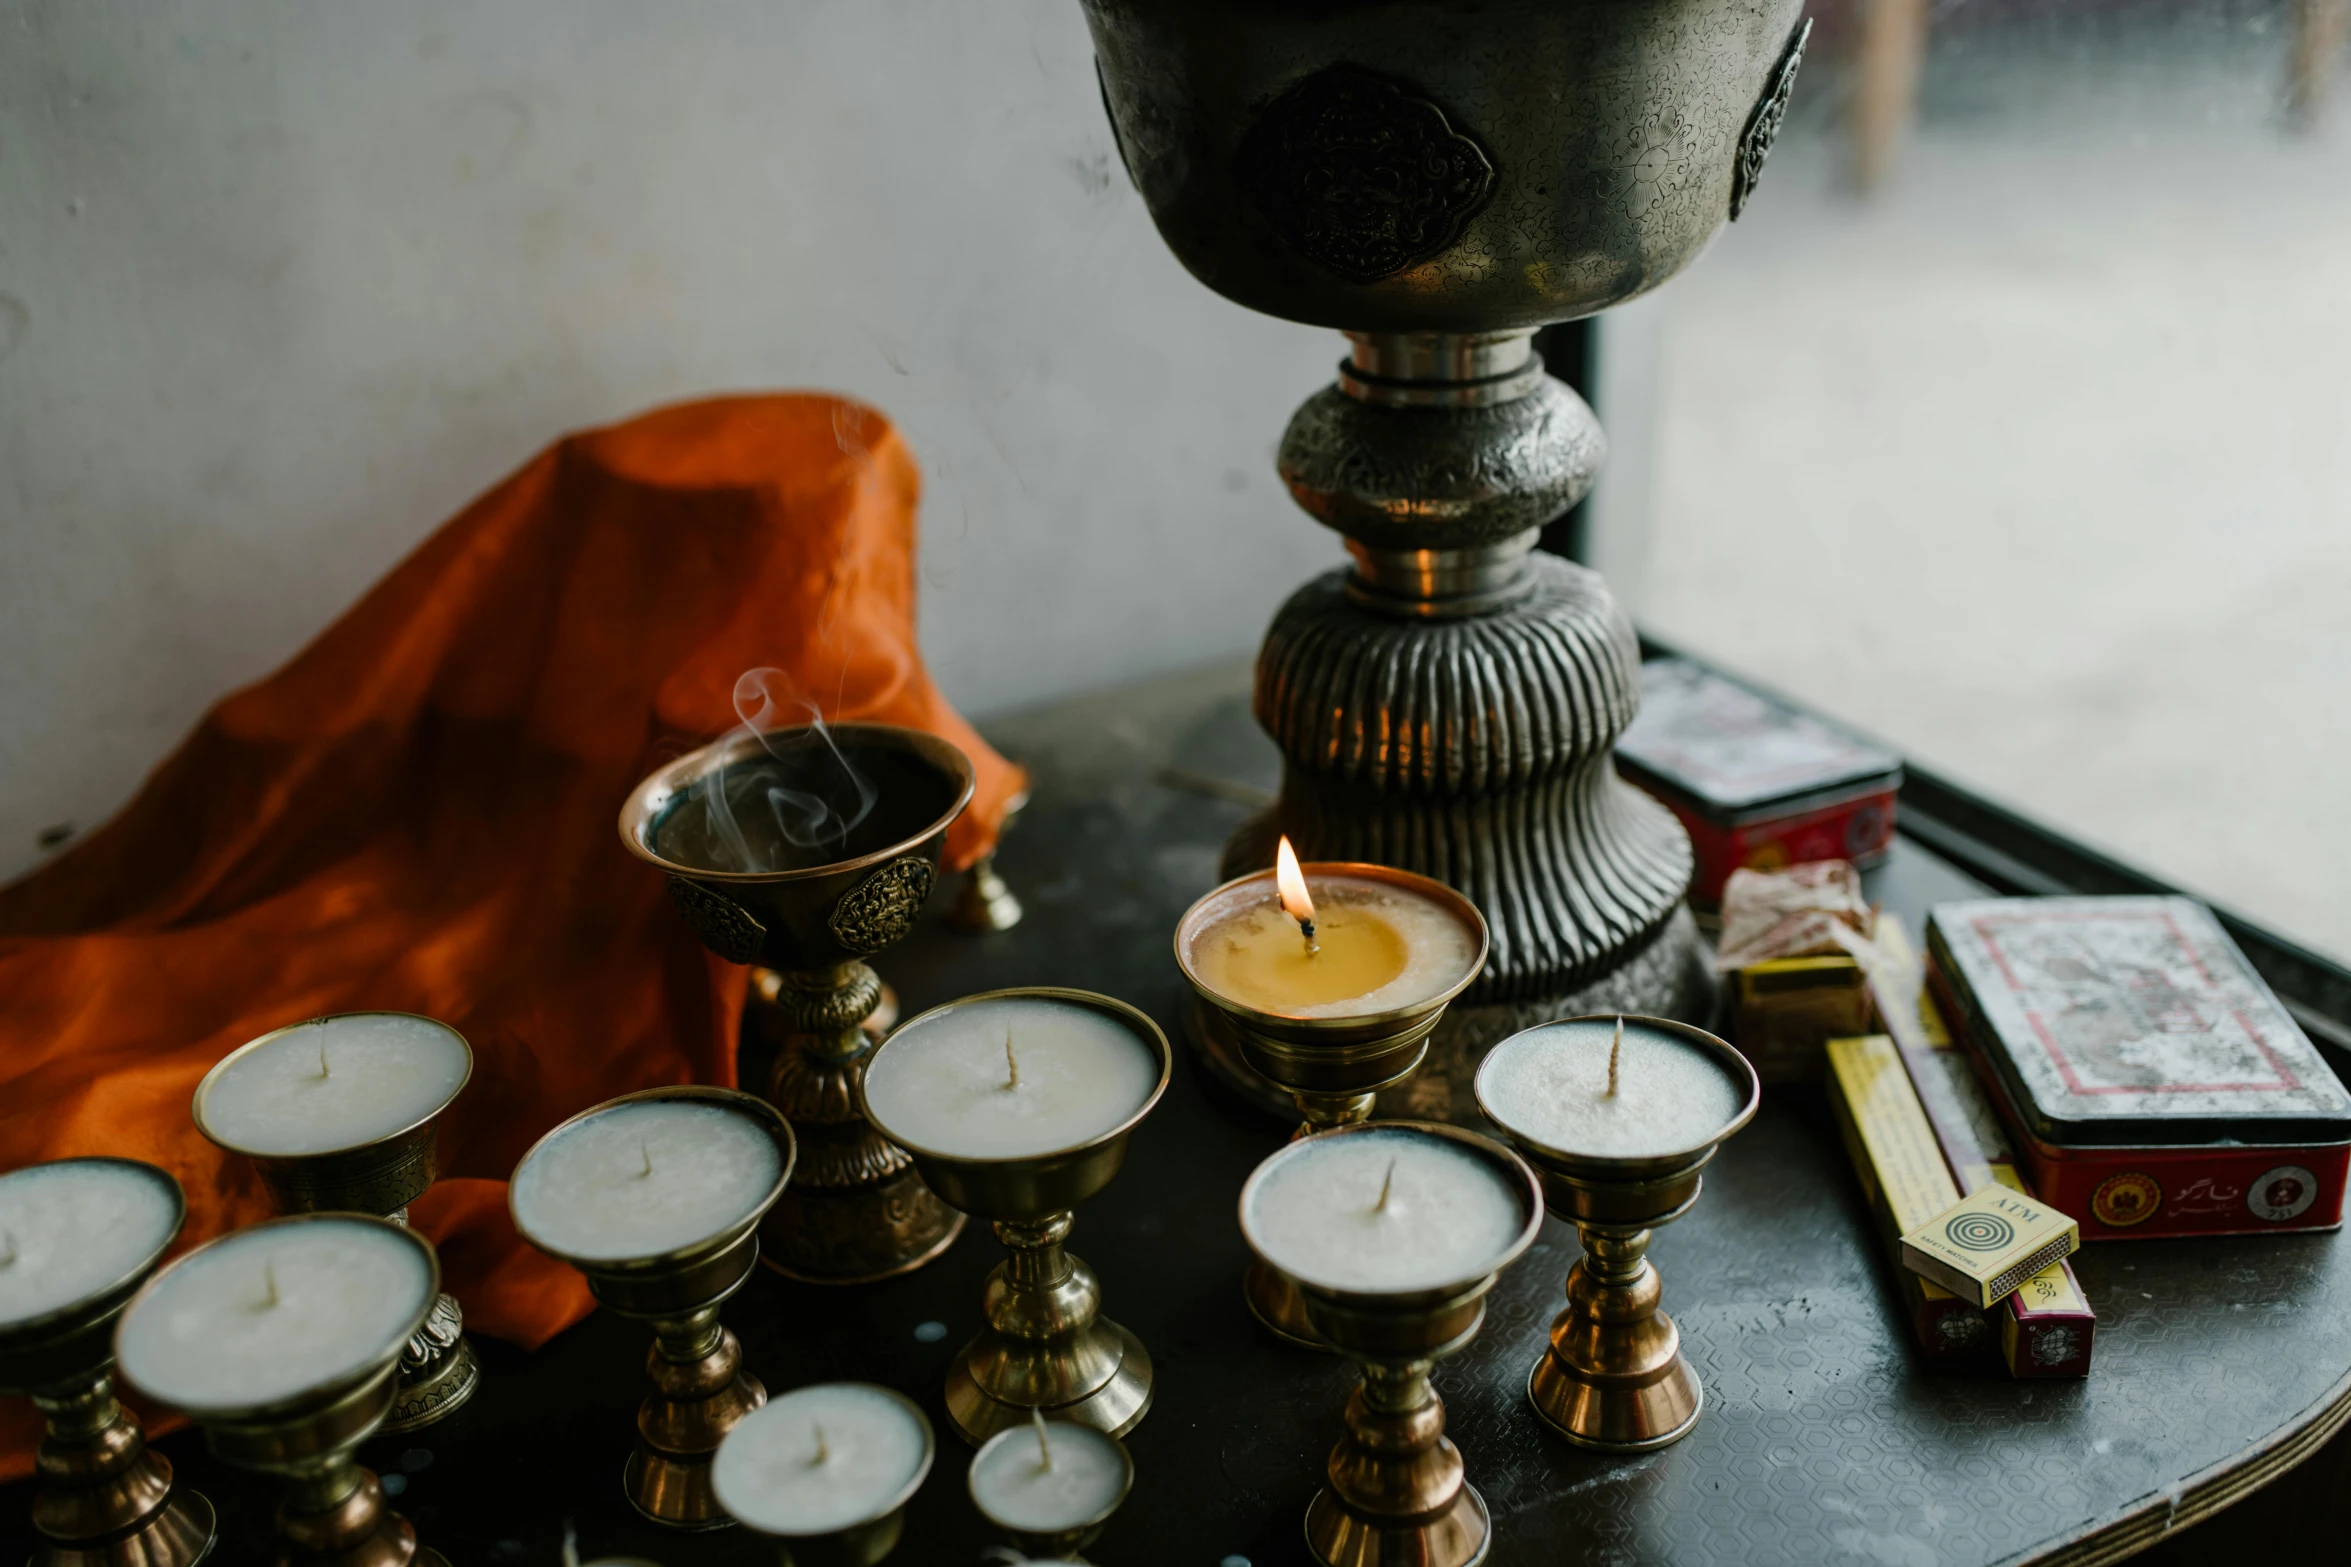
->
0 394 1024 1478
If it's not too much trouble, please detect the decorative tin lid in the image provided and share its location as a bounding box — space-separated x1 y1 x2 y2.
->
1927 897 2351 1147
1617 659 1901 814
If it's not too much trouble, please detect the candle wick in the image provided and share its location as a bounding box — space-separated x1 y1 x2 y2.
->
1607 1015 1623 1098
0 1229 16 1267
261 1260 280 1309
811 1423 829 1466
1296 913 1318 954
639 1141 654 1178
1032 1405 1053 1470
317 1038 331 1079
1374 1158 1396 1214
1005 1029 1020 1091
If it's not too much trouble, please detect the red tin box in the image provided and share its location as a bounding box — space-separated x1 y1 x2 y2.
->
1927 897 2351 1241
1615 659 1901 908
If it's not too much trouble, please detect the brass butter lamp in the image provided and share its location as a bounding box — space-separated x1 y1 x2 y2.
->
1175 861 1487 1346
1475 1015 1760 1449
114 1213 449 1567
859 989 1171 1445
0 1159 217 1567
192 1012 480 1432
510 1085 797 1528
1238 1122 1544 1567
620 722 974 1285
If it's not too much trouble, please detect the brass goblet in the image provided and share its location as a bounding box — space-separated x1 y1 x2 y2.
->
192 1013 480 1432
621 722 975 1285
1474 1016 1760 1450
0 1159 216 1567
1239 1122 1544 1567
711 1383 935 1566
1175 863 1488 1347
510 1086 797 1528
114 1213 449 1567
858 989 1171 1445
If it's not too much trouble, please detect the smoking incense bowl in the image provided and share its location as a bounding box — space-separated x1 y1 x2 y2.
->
621 722 975 1284
1083 0 1812 1040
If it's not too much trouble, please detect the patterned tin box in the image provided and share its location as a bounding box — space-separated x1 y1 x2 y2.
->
1927 897 2351 1240
1615 659 1902 907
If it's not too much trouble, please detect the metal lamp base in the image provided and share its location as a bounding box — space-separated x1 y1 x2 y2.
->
945 1317 1153 1447
383 1299 478 1433
1306 1480 1491 1567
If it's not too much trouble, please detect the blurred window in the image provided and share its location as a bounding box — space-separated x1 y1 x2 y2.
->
1613 0 2351 962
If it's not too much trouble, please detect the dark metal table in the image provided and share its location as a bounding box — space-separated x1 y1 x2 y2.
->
9 664 2349 1566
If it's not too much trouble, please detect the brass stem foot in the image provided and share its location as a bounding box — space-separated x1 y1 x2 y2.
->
944 1214 1152 1444
628 1317 767 1529
1304 1361 1490 1567
30 1377 217 1567
759 964 967 1284
1526 1227 1703 1451
383 1294 478 1433
274 1463 423 1567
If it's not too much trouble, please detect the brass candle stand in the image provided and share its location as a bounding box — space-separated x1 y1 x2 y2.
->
1475 1016 1760 1450
1238 1122 1543 1567
115 1213 448 1567
511 1086 797 1529
1175 864 1488 1347
193 1013 480 1432
621 722 975 1285
1086 0 1815 1031
860 989 1171 1445
711 1385 934 1567
0 1159 216 1567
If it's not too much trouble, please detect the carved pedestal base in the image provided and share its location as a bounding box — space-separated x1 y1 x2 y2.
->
758 963 965 1284
384 1293 478 1433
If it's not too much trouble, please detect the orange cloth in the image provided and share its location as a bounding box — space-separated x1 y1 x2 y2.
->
0 394 1023 1478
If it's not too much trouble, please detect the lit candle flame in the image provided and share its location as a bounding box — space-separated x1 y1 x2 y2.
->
1032 1405 1053 1469
1275 836 1318 950
1607 1015 1623 1098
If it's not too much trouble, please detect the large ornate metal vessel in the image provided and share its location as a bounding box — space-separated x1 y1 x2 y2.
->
1083 0 1810 1084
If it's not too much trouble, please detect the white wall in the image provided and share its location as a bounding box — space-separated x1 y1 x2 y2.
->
0 0 1343 881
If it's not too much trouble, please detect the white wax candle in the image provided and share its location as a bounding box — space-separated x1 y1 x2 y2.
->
968 1417 1130 1533
862 996 1160 1160
711 1382 931 1537
1242 1128 1529 1294
196 1013 470 1156
115 1217 433 1413
0 1160 180 1330
1182 873 1479 1019
1476 1018 1748 1160
509 1099 783 1263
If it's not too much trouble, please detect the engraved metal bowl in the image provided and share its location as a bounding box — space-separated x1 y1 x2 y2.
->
619 724 976 972
1083 0 1811 331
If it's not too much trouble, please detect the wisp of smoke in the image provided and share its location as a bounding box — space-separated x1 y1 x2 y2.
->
696 668 880 872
